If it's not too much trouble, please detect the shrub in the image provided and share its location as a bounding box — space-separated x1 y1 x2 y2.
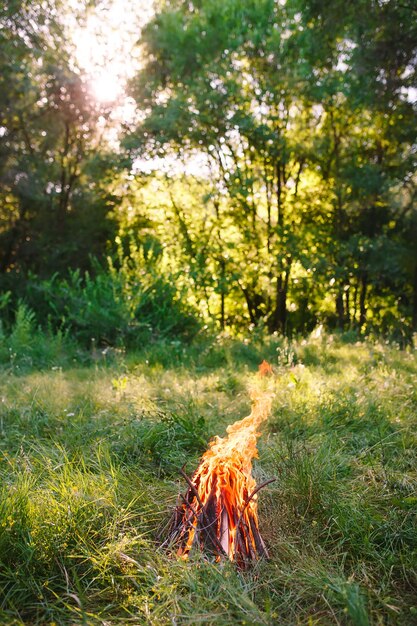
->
0 301 78 370
0 259 200 353
28 262 199 347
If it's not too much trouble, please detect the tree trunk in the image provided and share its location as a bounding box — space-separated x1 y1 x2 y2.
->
359 273 368 330
276 273 288 333
344 286 350 327
336 290 345 329
412 262 417 331
269 269 290 334
352 282 358 324
240 286 264 326
220 258 226 330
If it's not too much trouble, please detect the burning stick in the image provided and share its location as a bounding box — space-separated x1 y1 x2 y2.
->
166 361 275 567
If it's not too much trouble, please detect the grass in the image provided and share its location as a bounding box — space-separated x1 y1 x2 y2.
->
0 333 416 625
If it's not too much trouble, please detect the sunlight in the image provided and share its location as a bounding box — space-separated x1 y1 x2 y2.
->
72 0 153 104
92 71 123 102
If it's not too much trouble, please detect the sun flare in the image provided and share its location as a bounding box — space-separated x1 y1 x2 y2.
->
91 72 123 103
72 1 153 104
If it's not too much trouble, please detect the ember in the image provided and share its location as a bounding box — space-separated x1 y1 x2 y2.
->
166 361 275 567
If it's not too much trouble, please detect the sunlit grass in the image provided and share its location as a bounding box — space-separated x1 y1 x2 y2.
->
0 335 416 624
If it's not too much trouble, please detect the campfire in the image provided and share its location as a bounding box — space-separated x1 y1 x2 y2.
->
166 361 275 567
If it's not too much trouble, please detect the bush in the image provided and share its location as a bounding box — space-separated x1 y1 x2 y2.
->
0 259 200 354
0 301 78 370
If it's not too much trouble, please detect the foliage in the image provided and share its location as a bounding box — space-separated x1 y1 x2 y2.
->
1 0 416 338
125 0 417 336
0 0 119 277
0 301 78 370
0 262 200 365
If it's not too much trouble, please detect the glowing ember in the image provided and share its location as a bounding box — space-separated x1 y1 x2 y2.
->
166 362 275 566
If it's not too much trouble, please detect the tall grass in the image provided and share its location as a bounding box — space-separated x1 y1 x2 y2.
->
0 335 416 624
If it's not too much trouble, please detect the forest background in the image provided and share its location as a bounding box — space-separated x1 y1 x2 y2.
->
1 0 416 357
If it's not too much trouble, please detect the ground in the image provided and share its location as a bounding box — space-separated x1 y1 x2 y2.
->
0 335 416 625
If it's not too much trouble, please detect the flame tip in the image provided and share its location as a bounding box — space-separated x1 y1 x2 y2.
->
258 360 274 376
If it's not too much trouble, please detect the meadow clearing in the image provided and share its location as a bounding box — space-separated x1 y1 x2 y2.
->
0 335 416 625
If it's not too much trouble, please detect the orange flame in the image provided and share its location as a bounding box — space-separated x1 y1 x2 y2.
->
173 362 274 564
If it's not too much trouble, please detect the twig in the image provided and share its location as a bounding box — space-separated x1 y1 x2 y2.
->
235 478 276 535
179 468 227 557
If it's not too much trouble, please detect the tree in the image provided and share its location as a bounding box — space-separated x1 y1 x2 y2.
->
0 0 119 278
129 0 326 332
296 0 417 331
